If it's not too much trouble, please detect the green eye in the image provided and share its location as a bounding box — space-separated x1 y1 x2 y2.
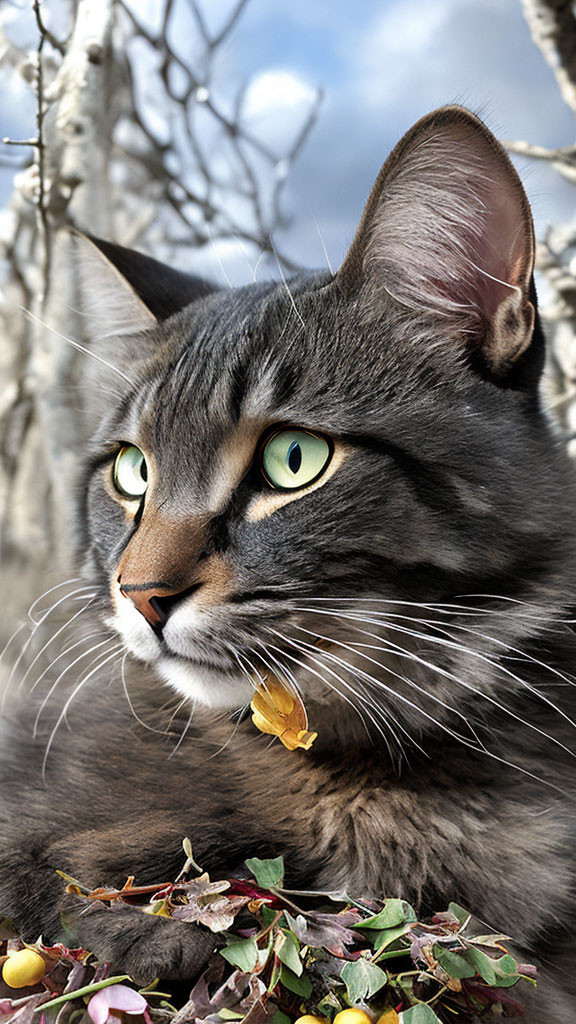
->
261 428 331 491
113 445 148 499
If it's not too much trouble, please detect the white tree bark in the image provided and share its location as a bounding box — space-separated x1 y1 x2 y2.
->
522 0 576 115
1 0 116 625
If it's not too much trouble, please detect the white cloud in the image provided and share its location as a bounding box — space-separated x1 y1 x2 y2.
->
358 0 479 107
243 69 316 119
241 68 317 155
368 0 457 57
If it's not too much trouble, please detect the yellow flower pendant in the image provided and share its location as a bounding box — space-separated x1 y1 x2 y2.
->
250 675 317 751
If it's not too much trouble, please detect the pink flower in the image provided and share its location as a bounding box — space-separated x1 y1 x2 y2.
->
87 984 151 1024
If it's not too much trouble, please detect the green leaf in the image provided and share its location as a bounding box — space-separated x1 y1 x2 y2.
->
401 1006 442 1024
433 945 476 980
276 930 302 976
341 958 388 1003
448 902 470 926
271 1013 291 1024
268 957 282 994
488 954 522 989
354 898 408 930
317 993 343 1017
280 965 312 997
495 954 519 976
219 1012 245 1020
491 973 522 989
245 856 285 889
34 976 133 1012
373 922 413 952
221 937 259 972
261 906 280 928
465 947 497 985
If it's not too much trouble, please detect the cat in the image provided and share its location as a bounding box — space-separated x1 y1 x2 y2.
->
1 105 576 1022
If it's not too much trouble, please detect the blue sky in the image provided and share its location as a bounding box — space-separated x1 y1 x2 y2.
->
1 0 574 285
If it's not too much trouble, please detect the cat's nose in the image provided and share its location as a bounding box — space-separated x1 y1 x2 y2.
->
118 579 202 630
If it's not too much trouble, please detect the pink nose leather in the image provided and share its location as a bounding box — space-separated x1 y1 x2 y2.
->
118 580 177 627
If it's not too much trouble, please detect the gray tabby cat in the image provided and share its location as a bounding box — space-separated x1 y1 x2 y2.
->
0 107 575 1022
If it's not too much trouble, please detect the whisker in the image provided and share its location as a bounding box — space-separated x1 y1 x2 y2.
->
307 200 334 274
121 653 169 735
18 597 98 693
41 645 123 780
233 649 263 690
168 702 196 759
429 616 576 691
303 595 563 625
164 697 188 735
276 634 411 762
274 626 460 756
2 585 97 715
272 243 306 329
33 637 118 738
292 621 484 747
303 601 576 695
206 647 253 759
295 607 576 761
276 623 561 791
254 643 306 701
207 223 234 290
27 577 83 625
262 635 379 748
0 622 28 670
338 609 576 737
28 630 108 696
262 631 401 754
21 307 133 384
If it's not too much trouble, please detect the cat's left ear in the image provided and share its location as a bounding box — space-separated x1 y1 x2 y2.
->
72 232 216 339
337 106 536 378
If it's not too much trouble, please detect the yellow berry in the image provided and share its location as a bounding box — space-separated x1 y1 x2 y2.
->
2 949 46 988
294 1017 329 1024
333 1010 373 1024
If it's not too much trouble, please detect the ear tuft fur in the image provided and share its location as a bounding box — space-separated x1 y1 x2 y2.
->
338 107 536 376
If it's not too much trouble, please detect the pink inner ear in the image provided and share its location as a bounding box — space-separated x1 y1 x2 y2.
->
365 120 534 335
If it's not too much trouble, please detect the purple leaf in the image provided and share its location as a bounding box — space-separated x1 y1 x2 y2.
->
284 910 361 956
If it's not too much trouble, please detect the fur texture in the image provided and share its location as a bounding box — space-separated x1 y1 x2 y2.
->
1 107 575 1021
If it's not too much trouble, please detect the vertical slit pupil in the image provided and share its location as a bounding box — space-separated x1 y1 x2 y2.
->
288 442 302 475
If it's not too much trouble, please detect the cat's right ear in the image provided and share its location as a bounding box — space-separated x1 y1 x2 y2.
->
72 232 216 341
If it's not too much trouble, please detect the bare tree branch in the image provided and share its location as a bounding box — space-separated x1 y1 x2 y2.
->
522 0 576 115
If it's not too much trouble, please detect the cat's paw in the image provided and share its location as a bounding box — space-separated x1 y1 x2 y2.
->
65 898 217 984
0 835 65 941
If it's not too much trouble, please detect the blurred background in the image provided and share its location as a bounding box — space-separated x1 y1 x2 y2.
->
1 0 576 638
1 0 575 279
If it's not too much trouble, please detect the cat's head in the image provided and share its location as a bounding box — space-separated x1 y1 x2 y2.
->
74 107 576 746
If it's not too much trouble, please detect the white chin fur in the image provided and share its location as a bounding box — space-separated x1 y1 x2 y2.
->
157 656 254 709
109 586 253 709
